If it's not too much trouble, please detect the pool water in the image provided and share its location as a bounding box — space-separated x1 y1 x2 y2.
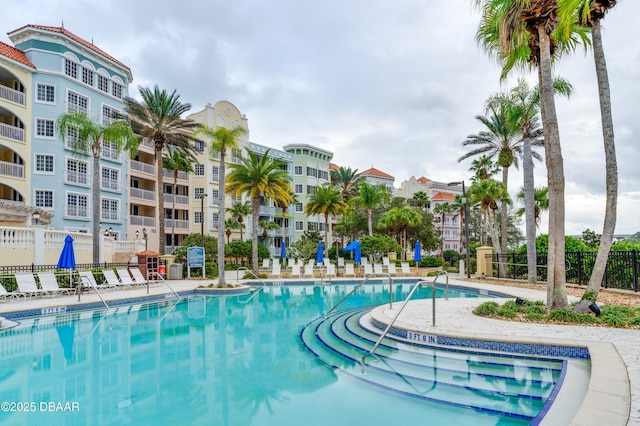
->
0 282 564 425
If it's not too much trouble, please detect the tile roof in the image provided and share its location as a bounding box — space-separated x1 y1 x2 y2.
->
8 25 130 72
0 41 35 68
431 192 456 201
329 162 340 171
359 167 394 179
417 176 431 184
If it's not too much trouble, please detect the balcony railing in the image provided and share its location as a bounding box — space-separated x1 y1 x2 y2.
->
66 170 89 185
0 122 24 142
130 187 156 201
101 144 120 161
0 160 24 178
164 194 189 205
101 211 121 221
130 160 156 175
101 178 121 192
165 219 189 229
130 215 155 227
0 85 25 105
163 169 189 180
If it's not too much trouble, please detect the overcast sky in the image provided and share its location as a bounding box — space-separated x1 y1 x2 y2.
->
5 0 640 235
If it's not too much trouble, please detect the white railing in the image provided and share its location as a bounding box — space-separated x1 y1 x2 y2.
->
130 187 156 201
259 205 276 215
101 178 121 191
0 160 24 178
165 219 189 229
101 210 120 221
0 227 33 248
130 160 156 175
101 144 120 160
130 215 156 227
0 122 24 142
163 169 189 180
164 194 189 205
66 170 89 185
0 85 25 105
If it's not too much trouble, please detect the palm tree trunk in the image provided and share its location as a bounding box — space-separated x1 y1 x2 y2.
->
324 213 329 252
538 26 567 309
576 21 617 311
171 174 177 254
367 209 373 236
156 144 166 255
218 152 227 285
251 195 260 274
499 167 509 277
523 137 537 284
92 154 100 263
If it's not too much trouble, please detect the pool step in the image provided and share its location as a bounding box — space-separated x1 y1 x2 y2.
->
300 309 564 422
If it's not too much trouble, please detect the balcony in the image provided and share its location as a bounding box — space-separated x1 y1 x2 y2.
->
259 205 276 215
164 193 189 205
101 210 121 222
0 160 24 179
130 215 156 227
0 85 25 105
130 160 156 175
101 178 121 192
163 169 189 181
130 187 156 201
165 218 189 229
0 122 24 143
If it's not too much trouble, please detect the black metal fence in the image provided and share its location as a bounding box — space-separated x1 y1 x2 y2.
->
491 250 640 292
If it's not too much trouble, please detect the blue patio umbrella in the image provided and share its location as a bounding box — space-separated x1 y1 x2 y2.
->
344 241 359 251
354 241 361 263
57 235 76 286
280 242 287 263
414 241 422 275
316 242 324 263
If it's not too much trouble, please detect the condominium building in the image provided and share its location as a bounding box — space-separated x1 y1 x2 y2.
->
358 166 395 192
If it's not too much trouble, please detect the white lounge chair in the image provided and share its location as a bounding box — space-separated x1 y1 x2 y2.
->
324 258 331 268
0 283 19 299
290 264 301 278
307 259 315 268
78 271 116 291
269 263 281 278
344 263 356 277
304 264 315 278
129 267 148 285
337 257 345 268
326 264 336 277
382 256 390 267
37 272 73 295
374 263 384 275
15 273 48 297
387 263 397 275
102 269 123 287
363 264 373 276
401 262 411 275
116 269 136 286
288 258 296 268
361 257 368 266
262 258 271 269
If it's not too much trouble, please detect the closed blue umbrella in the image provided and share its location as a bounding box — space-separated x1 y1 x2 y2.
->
354 241 361 263
57 235 76 269
280 242 286 259
414 241 422 275
344 241 358 251
316 242 324 263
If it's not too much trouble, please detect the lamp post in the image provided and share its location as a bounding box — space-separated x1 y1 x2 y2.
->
200 193 208 248
32 210 40 225
448 181 471 279
142 228 148 251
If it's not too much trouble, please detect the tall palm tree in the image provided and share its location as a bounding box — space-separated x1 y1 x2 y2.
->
226 149 293 273
469 155 500 182
56 112 138 263
224 218 240 244
124 85 195 255
516 186 549 227
304 184 349 250
474 0 588 309
227 201 251 241
559 0 619 310
433 202 457 257
379 207 422 259
467 179 511 258
351 182 389 236
193 125 246 285
330 166 359 201
162 149 194 253
412 191 430 209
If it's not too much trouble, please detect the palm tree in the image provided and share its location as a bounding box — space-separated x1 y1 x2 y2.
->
224 218 240 244
304 184 349 250
226 149 293 273
193 125 246 285
412 191 430 209
469 155 500 182
331 166 359 201
433 202 457 257
379 207 422 259
516 186 549 227
351 182 389 236
467 179 511 260
227 201 251 241
162 149 194 253
559 0 619 310
474 0 588 309
56 112 138 263
124 85 195 255
258 219 281 246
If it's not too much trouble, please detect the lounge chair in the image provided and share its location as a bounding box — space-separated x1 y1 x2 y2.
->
401 262 411 275
374 263 384 275
304 264 315 278
337 257 345 268
326 264 336 277
102 269 124 287
129 267 148 285
15 273 48 297
290 264 301 278
116 269 136 286
307 259 315 268
363 264 373 276
387 263 397 275
78 271 116 291
382 256 390 267
361 257 368 266
323 258 331 268
269 263 281 278
344 263 356 277
37 272 73 295
0 283 19 300
288 258 296 268
262 258 271 270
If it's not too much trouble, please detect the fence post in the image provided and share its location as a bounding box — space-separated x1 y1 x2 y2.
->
633 249 638 292
576 251 582 284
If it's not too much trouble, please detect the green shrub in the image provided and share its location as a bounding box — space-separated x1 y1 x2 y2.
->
474 301 500 316
497 301 519 318
547 308 596 324
421 257 444 267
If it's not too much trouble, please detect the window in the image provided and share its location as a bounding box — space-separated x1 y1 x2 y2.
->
68 92 89 115
98 75 109 93
318 223 325 232
64 58 78 79
36 119 54 138
82 67 94 86
307 167 317 177
295 203 303 212
231 148 242 163
211 166 219 182
212 213 219 227
35 154 54 173
195 187 204 199
195 141 205 153
101 167 120 191
294 166 303 175
112 82 123 99
35 190 53 208
307 185 316 194
66 192 88 218
101 140 119 160
65 127 81 150
101 198 120 221
294 184 303 194
308 222 317 231
66 159 89 185
231 195 242 204
211 189 219 204
295 221 304 231
36 83 55 103
194 164 204 176
102 105 118 125
318 170 329 180
194 211 203 224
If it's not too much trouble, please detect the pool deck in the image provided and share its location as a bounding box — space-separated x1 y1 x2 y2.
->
0 275 637 425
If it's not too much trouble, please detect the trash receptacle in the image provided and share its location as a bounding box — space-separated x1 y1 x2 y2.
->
170 263 183 280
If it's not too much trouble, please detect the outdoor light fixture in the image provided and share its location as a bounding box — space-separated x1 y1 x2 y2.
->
32 210 41 225
136 230 139 240
142 228 148 251
447 181 470 279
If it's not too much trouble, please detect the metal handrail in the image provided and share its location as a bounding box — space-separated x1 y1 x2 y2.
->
324 273 394 318
147 271 181 300
361 271 449 372
235 267 270 287
239 286 264 304
79 275 109 310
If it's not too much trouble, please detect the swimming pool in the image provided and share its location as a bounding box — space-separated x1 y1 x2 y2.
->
0 282 576 425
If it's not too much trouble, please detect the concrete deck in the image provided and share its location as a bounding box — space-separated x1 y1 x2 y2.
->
0 276 637 425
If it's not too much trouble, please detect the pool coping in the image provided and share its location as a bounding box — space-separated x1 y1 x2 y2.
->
368 303 631 426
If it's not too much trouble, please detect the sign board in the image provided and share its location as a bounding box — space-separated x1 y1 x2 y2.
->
187 246 205 279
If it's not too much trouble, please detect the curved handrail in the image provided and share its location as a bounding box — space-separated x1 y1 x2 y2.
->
324 273 394 318
147 271 181 301
235 267 270 287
